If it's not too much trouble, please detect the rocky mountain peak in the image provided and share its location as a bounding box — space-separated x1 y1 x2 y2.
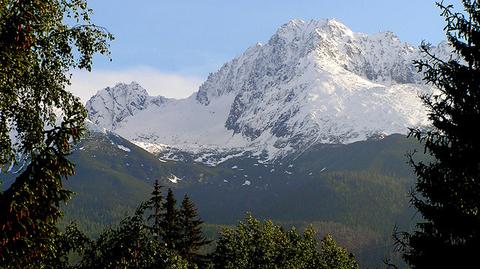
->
86 82 169 130
195 19 426 108
84 19 445 164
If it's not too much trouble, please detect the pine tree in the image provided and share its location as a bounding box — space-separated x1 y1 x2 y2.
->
147 180 164 241
178 194 211 265
400 1 480 268
161 189 181 250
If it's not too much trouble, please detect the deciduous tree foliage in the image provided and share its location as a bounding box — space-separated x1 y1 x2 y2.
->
400 1 480 268
0 0 112 266
80 204 165 269
212 214 359 269
319 235 358 269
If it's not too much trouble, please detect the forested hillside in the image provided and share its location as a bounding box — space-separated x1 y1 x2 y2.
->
59 132 426 266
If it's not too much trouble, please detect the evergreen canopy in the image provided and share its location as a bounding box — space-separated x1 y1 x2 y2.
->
401 1 480 268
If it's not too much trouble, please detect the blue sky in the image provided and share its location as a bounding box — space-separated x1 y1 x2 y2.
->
71 0 455 101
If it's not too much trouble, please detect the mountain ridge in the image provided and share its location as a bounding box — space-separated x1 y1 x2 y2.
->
85 18 446 164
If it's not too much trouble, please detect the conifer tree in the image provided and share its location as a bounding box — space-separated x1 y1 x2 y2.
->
178 194 211 265
147 180 164 241
79 204 189 269
400 1 480 268
161 189 181 250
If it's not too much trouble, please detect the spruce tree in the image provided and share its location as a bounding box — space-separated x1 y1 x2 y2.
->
161 189 181 250
147 180 164 241
178 194 211 265
400 1 480 268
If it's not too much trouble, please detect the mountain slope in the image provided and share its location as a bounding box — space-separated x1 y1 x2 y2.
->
86 19 447 164
62 130 224 234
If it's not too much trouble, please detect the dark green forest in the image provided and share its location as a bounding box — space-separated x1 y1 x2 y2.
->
57 132 422 267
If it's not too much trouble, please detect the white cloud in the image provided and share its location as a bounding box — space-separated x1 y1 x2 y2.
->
68 66 204 103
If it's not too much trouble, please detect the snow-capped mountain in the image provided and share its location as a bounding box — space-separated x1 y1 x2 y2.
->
86 19 448 164
86 82 170 130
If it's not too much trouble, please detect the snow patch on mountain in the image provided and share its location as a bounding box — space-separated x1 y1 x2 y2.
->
168 174 182 184
117 145 131 152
